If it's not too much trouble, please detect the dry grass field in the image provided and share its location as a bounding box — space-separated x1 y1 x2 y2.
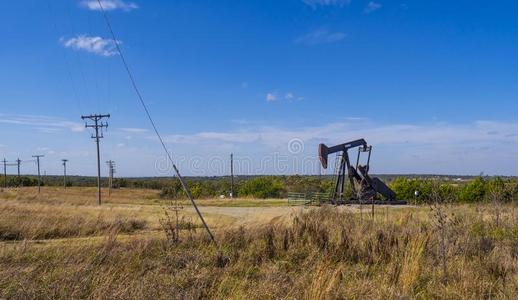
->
0 187 517 299
0 187 291 241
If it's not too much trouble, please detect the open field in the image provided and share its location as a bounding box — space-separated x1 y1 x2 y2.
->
0 187 517 299
0 187 295 241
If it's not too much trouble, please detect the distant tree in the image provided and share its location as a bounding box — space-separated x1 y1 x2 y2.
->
238 176 285 198
458 177 486 203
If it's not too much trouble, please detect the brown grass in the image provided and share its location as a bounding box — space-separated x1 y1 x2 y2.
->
0 188 517 299
0 200 147 241
0 186 287 207
0 187 275 242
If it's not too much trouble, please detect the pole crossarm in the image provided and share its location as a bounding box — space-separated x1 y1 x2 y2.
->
81 114 110 139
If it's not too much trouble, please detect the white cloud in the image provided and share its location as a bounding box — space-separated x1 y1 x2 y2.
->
119 127 148 133
295 29 346 45
157 119 518 175
60 35 120 57
266 93 277 102
303 0 350 8
36 147 56 155
80 0 138 11
266 91 303 102
285 92 304 101
365 1 382 13
0 114 85 133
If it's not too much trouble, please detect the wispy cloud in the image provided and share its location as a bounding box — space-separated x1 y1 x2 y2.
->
295 29 346 45
302 0 350 8
80 0 138 11
36 147 56 155
119 127 148 133
0 114 85 133
266 91 303 102
157 118 518 174
266 93 277 102
285 92 304 101
60 35 120 57
364 1 382 14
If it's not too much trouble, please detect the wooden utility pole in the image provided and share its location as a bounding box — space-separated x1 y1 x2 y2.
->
2 158 6 188
16 158 21 187
16 158 21 177
32 155 44 193
230 153 234 199
106 160 115 196
81 114 110 205
62 159 68 189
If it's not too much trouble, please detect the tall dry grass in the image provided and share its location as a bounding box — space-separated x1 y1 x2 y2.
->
0 200 147 241
0 203 516 299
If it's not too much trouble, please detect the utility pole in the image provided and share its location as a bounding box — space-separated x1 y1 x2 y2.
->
32 155 44 193
62 159 68 190
16 158 21 187
81 113 110 205
16 158 21 177
230 153 234 199
2 158 6 189
106 160 115 196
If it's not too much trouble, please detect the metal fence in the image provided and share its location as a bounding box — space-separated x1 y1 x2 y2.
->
287 192 331 206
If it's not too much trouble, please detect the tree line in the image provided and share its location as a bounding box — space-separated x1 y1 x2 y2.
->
1 174 517 203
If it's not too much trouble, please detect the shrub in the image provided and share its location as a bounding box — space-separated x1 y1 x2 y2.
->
238 176 285 198
458 177 487 203
390 178 433 203
160 181 184 199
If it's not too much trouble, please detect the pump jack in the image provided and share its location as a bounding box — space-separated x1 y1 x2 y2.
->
318 139 406 205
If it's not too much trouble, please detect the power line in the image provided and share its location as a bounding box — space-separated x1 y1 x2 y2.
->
95 0 216 244
45 0 85 115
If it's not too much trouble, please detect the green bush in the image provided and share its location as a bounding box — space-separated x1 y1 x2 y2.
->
0 176 39 187
160 181 184 199
458 177 486 203
238 176 285 198
158 175 518 202
390 178 433 203
390 178 462 203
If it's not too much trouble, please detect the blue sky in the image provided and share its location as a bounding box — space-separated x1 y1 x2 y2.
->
1 0 518 177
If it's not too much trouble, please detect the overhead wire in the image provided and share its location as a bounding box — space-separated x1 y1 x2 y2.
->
95 0 216 244
64 0 94 114
85 9 102 113
45 0 84 114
